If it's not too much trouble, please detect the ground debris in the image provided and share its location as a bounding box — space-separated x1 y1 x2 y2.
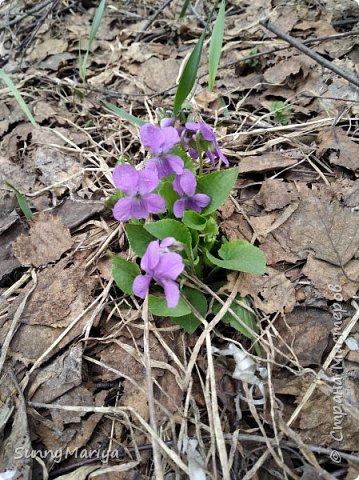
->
12 213 74 267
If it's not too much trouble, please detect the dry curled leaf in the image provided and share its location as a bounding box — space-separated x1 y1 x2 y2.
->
255 179 299 211
237 153 297 174
239 267 296 314
317 127 359 172
275 308 332 367
12 213 73 267
303 255 359 301
274 185 359 267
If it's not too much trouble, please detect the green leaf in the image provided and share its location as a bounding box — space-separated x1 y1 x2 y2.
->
208 0 225 90
105 189 123 208
144 219 192 255
5 181 33 220
0 69 36 126
206 240 266 274
174 30 206 114
112 254 140 295
179 0 191 17
197 168 239 215
213 295 257 339
183 211 207 231
102 100 145 126
89 0 106 47
173 287 207 333
158 181 179 214
125 224 155 257
149 295 191 317
203 216 218 236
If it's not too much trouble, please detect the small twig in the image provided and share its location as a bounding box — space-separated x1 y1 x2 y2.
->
0 271 37 375
332 17 359 27
259 19 359 89
135 0 174 42
0 0 54 30
18 0 60 52
142 295 163 479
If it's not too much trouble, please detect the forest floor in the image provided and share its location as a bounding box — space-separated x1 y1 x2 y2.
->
1 0 359 479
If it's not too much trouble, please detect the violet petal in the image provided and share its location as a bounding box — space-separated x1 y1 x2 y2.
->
133 274 152 299
173 198 186 218
138 167 160 195
161 279 180 308
141 240 160 273
113 197 134 222
144 193 166 215
113 164 139 195
156 252 184 280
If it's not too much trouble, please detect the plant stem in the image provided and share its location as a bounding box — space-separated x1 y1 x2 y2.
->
199 152 204 175
184 246 196 274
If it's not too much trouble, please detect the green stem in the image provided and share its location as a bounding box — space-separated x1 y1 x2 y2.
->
184 245 196 274
199 152 204 176
206 265 221 281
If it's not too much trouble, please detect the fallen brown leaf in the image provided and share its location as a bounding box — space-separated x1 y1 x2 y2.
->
33 147 83 196
237 153 297 174
255 179 299 211
263 55 316 85
317 127 359 172
275 308 332 366
0 372 32 479
29 344 83 403
274 185 359 266
303 255 359 301
12 213 73 267
239 267 296 314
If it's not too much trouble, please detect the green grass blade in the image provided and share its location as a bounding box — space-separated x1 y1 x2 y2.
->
0 69 36 126
208 0 225 90
5 181 33 220
179 0 191 17
89 0 106 47
102 100 145 126
174 3 217 114
173 30 206 114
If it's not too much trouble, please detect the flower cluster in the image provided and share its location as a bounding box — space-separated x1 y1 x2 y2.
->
112 118 227 307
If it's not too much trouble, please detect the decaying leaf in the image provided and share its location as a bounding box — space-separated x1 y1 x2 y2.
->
0 373 32 480
237 153 297 174
303 255 359 300
298 390 359 451
0 220 27 282
0 253 98 365
274 185 359 267
255 179 299 211
317 127 359 172
29 344 83 403
129 57 180 92
263 55 316 85
275 308 332 366
33 147 83 196
239 267 296 314
12 213 73 267
53 198 106 229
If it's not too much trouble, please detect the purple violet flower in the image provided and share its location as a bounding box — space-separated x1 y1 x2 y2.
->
140 123 184 179
112 164 165 222
133 238 185 308
184 121 229 166
172 169 211 218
